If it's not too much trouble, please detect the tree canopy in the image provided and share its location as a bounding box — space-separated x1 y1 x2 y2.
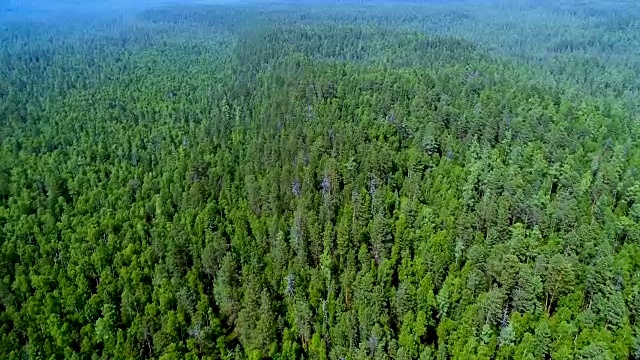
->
1 1 640 359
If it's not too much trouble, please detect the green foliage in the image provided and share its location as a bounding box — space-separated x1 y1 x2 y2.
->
1 1 639 359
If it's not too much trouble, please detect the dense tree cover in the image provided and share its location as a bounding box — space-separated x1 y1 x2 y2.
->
225 0 640 110
1 2 640 359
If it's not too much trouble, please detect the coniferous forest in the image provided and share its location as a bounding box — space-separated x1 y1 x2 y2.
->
2 1 640 359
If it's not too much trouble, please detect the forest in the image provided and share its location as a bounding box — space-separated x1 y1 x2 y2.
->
1 0 640 359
